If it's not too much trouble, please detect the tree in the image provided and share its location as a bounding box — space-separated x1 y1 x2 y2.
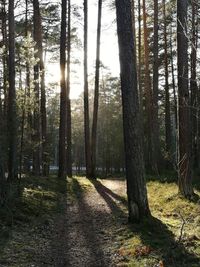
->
91 0 102 178
137 0 142 111
33 0 41 176
177 0 194 198
0 83 5 194
152 0 161 172
33 0 48 176
7 0 17 180
190 0 198 168
142 0 154 171
163 0 171 161
83 0 92 178
58 0 67 179
115 0 150 222
0 0 7 186
66 0 72 178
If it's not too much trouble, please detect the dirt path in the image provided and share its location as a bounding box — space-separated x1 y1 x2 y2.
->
52 177 127 267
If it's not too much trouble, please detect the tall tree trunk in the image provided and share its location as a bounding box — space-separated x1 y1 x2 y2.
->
142 0 153 171
32 0 41 176
177 0 194 198
66 0 72 178
0 75 5 188
7 0 17 181
137 0 142 110
91 0 102 178
83 0 92 178
190 1 198 169
1 0 7 184
58 0 67 179
33 0 48 176
25 0 32 173
115 0 150 222
163 0 171 161
131 0 136 55
2 0 8 120
170 26 177 130
19 0 29 178
169 25 178 165
152 0 161 172
19 56 26 180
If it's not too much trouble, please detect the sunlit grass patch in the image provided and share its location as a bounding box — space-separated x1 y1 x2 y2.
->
117 180 200 267
67 176 93 200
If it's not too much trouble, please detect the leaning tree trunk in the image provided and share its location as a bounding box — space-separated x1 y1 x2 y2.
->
115 0 150 222
7 0 17 181
58 0 67 179
83 0 92 178
177 0 194 198
91 0 102 178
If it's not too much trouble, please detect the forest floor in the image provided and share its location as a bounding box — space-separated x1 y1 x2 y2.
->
0 175 200 267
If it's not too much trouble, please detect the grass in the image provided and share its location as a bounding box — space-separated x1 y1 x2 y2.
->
68 175 200 266
0 174 199 267
0 175 67 266
116 179 200 267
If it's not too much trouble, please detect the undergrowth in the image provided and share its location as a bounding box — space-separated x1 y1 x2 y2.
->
0 174 199 267
116 180 200 267
67 176 200 266
0 175 67 266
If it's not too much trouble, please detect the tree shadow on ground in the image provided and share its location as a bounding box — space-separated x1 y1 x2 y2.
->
68 178 112 267
90 179 200 267
0 175 67 266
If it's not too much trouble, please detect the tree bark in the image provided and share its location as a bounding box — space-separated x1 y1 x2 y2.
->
58 0 67 179
33 0 48 176
7 0 17 181
115 0 150 222
32 0 41 176
163 0 171 161
137 0 142 111
66 0 72 178
190 1 198 169
169 26 177 130
91 0 102 178
25 0 32 173
19 56 26 180
0 75 5 187
177 0 194 198
152 0 161 172
83 0 92 178
142 0 153 171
